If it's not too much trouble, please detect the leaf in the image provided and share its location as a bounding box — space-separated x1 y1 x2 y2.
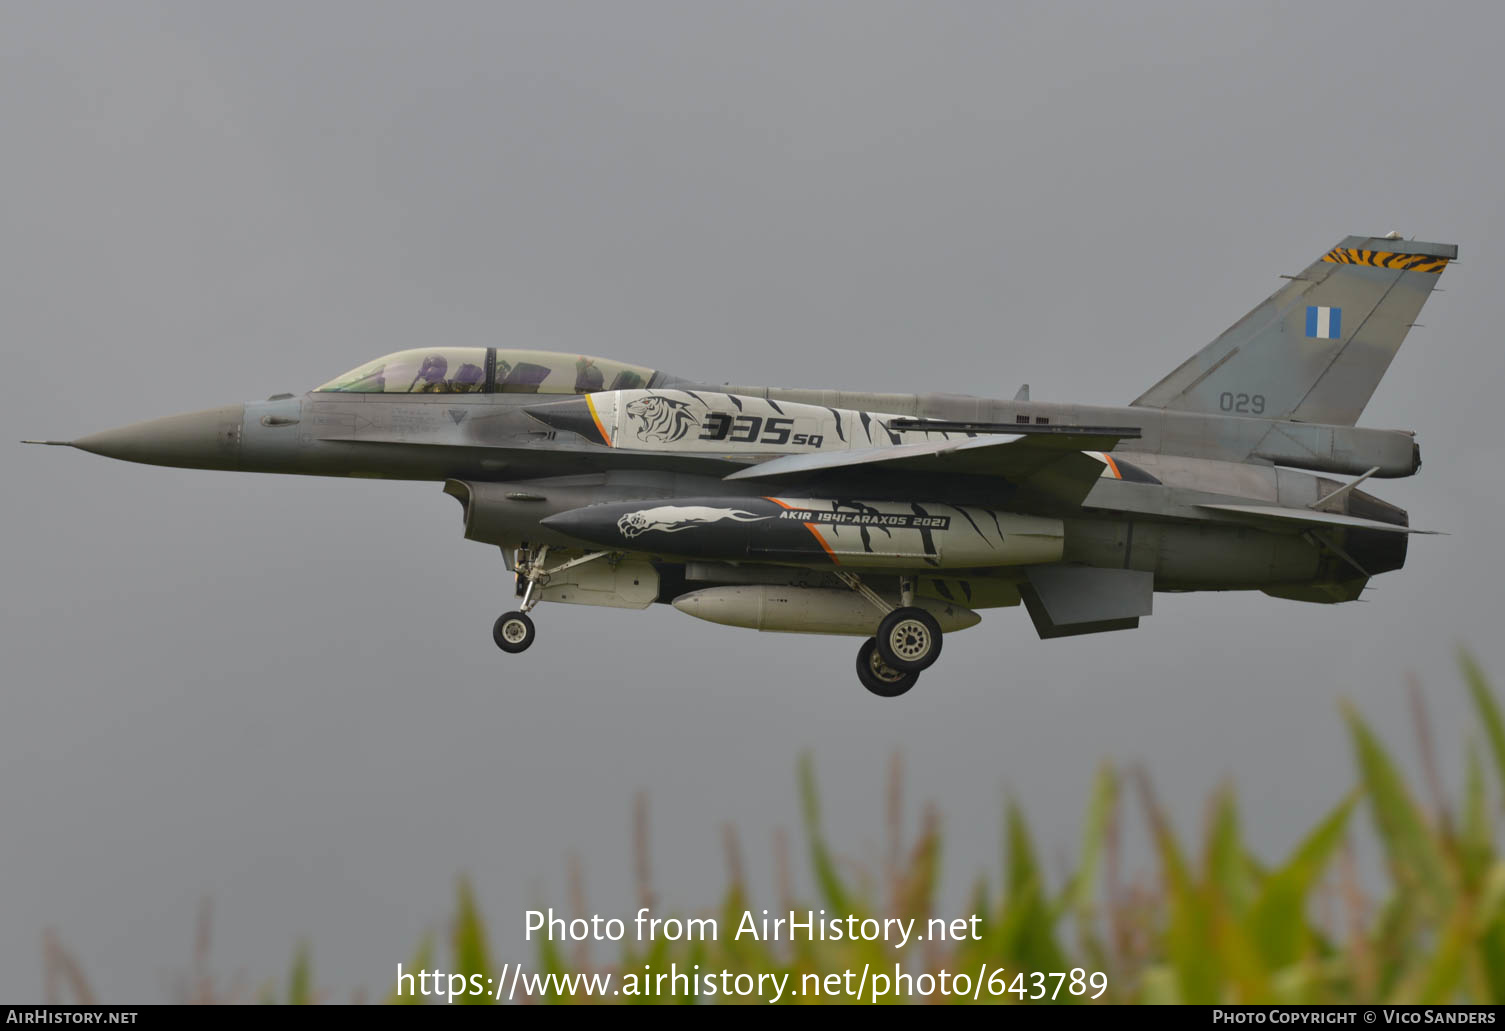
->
892 805 941 923
1137 771 1219 1004
452 876 492 1005
1248 792 1357 969
967 875 991 944
1137 965 1182 1004
1344 702 1452 915
536 934 567 1004
998 800 1066 974
798 754 855 915
1005 796 1041 899
1477 870 1505 1006
287 941 312 1006
718 880 758 969
1211 900 1273 1003
1462 651 1505 796
1400 907 1469 1004
1207 784 1253 916
1479 924 1505 1005
624 925 675 1006
1464 741 1494 886
1058 763 1116 922
386 934 434 1005
1478 865 1505 934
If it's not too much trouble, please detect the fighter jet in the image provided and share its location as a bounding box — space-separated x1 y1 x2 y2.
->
26 234 1452 696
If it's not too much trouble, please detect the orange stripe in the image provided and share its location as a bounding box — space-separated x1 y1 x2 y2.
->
765 497 840 564
584 394 612 447
1101 453 1122 479
803 523 839 563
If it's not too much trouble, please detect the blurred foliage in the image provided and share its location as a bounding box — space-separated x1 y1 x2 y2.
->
42 653 1505 1004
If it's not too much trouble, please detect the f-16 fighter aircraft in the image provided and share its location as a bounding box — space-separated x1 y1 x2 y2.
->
27 234 1452 696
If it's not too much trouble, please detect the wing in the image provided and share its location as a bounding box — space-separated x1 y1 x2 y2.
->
724 428 1140 506
1195 503 1440 534
526 389 1141 506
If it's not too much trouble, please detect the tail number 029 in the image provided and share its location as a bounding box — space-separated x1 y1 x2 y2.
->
1219 392 1266 415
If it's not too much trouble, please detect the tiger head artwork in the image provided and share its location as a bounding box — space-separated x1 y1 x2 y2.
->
624 395 699 444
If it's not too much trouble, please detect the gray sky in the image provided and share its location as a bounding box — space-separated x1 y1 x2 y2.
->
3 0 1503 1003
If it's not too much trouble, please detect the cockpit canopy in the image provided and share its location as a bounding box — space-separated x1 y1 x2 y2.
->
315 348 661 395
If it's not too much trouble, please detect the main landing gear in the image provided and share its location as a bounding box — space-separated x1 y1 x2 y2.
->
835 572 944 698
492 545 612 655
855 637 919 697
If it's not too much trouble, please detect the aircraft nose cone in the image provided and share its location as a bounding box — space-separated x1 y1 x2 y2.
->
71 404 245 470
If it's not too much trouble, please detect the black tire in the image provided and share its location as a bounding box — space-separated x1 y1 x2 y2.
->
493 611 536 653
856 637 919 698
875 606 943 673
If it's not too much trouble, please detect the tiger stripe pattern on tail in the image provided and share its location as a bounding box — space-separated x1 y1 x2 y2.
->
1320 247 1449 274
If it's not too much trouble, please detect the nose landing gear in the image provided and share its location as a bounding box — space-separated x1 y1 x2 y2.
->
491 545 615 655
493 611 536 653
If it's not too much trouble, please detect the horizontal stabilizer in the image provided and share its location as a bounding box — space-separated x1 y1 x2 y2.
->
1019 566 1153 639
1196 503 1439 534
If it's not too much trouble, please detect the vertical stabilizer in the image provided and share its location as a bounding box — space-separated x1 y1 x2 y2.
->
1132 235 1455 425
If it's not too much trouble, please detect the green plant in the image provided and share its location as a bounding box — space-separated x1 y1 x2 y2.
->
42 653 1505 1004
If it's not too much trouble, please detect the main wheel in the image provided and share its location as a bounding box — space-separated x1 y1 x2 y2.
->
493 611 536 653
875 607 943 672
856 637 919 698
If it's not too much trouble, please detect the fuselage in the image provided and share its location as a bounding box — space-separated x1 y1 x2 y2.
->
31 229 1453 693
57 357 1413 605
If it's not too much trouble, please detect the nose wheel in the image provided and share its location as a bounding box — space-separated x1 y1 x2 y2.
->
856 637 919 697
493 611 536 653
